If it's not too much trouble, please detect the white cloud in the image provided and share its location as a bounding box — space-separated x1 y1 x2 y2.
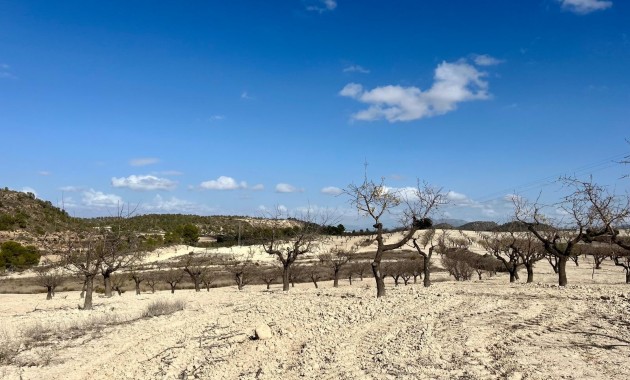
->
21 187 37 197
343 64 370 74
340 60 490 122
472 54 504 66
111 175 177 191
209 115 225 121
38 171 51 176
321 186 343 195
252 184 265 191
144 195 203 213
306 0 337 13
241 91 253 100
558 0 612 14
447 191 469 202
129 157 160 167
275 183 302 193
82 189 122 208
200 176 247 190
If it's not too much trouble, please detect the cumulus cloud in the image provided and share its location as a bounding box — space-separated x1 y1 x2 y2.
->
82 189 122 208
111 175 177 191
321 186 343 195
558 0 612 14
343 64 370 74
241 91 253 100
200 176 247 190
472 54 504 66
144 195 204 213
340 59 490 122
447 191 469 202
306 0 337 13
251 184 265 191
129 157 160 167
275 183 302 193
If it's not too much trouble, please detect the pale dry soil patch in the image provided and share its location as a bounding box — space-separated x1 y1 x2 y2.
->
1 261 629 380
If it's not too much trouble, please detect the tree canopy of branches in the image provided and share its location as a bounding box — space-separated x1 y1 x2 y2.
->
410 229 444 287
514 177 630 286
261 207 331 291
320 244 355 287
222 251 255 291
345 177 445 297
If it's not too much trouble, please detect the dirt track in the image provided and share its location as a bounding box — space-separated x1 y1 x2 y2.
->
1 260 629 380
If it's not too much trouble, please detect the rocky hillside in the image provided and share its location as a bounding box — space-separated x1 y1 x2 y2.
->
0 188 79 234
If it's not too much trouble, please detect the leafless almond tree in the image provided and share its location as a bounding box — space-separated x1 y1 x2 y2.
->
182 255 209 292
35 265 63 300
514 177 630 286
410 229 444 287
319 244 355 287
223 252 255 291
162 269 183 294
261 207 332 291
345 177 445 297
478 232 521 283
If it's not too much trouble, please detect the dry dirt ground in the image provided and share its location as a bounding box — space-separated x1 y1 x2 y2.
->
1 259 629 380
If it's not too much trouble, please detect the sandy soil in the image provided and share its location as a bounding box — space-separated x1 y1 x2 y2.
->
1 253 629 380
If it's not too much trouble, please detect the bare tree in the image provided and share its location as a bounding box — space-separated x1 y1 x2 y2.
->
145 272 159 293
508 232 545 283
410 229 444 287
60 231 104 310
35 265 63 300
261 207 331 291
478 232 521 282
319 245 355 287
260 267 280 290
307 263 324 288
441 249 475 281
223 251 255 291
129 266 145 295
182 255 209 292
345 177 445 297
162 269 183 294
200 269 215 292
514 177 630 286
111 274 127 296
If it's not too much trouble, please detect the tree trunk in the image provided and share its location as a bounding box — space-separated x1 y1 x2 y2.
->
236 274 244 291
509 270 516 283
558 256 568 286
478 272 483 281
282 266 290 292
372 261 386 298
194 278 201 292
526 264 534 283
135 281 141 295
311 278 318 288
333 268 339 287
170 284 176 293
266 282 271 290
514 269 520 281
83 275 95 310
348 274 353 285
103 272 113 297
80 280 86 299
46 286 53 300
423 257 431 288
626 271 630 284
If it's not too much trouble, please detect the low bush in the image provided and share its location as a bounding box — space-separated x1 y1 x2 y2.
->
142 299 186 318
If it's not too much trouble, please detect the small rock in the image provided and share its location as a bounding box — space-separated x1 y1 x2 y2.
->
255 324 273 340
507 371 523 380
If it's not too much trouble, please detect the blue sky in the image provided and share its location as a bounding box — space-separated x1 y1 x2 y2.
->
1 0 629 228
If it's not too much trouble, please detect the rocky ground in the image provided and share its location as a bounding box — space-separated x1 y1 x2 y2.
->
1 259 629 380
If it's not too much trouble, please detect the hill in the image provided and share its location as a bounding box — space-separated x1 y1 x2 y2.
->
0 188 80 234
458 221 499 231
